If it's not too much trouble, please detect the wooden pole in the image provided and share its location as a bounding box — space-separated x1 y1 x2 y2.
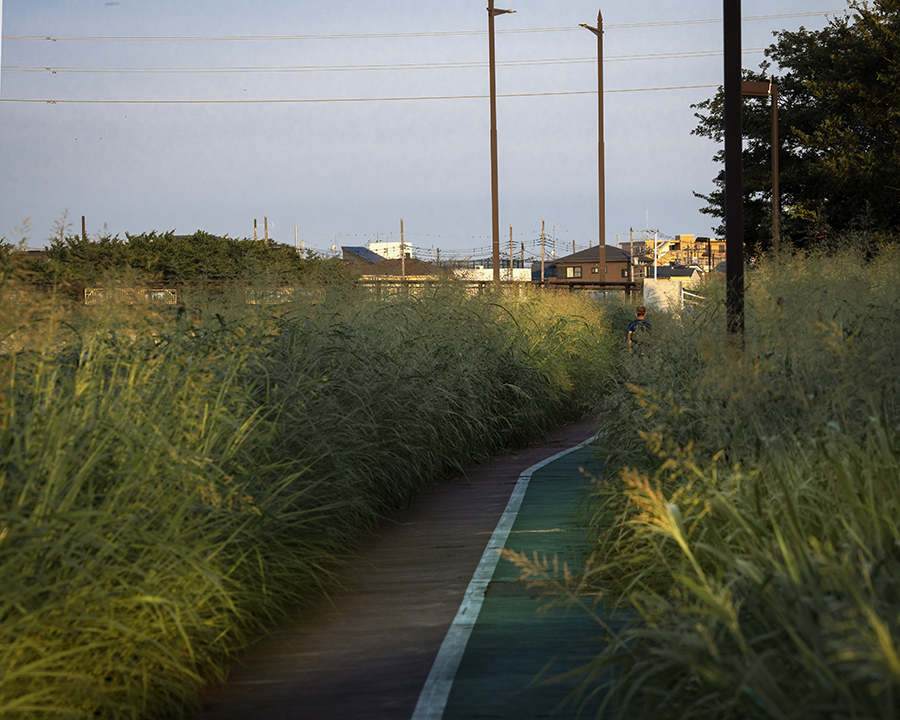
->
400 222 405 276
509 224 514 281
541 219 546 282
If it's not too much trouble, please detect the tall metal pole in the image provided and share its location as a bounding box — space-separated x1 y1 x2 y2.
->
488 2 514 283
488 0 500 283
771 80 780 256
724 0 744 346
742 79 780 258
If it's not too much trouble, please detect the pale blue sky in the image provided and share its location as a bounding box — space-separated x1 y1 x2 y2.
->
1 1 842 261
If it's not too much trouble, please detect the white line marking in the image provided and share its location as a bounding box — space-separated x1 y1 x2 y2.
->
410 435 597 720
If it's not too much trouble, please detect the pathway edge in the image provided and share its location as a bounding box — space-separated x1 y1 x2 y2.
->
410 434 599 720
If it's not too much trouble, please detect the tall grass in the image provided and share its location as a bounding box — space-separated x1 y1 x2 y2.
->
520 247 900 719
0 277 617 718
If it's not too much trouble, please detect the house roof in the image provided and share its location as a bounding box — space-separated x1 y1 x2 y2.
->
342 246 387 265
551 245 630 265
362 257 447 277
653 266 700 280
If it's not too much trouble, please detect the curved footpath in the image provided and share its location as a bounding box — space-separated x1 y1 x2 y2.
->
197 415 617 720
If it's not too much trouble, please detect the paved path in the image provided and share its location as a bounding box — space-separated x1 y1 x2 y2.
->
197 416 606 720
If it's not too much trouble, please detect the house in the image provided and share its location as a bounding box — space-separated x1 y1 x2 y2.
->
540 245 645 285
619 235 725 274
341 246 388 271
340 246 446 279
642 265 703 312
646 265 702 284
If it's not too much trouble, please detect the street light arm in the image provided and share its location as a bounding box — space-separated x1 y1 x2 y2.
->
489 8 515 15
579 22 601 37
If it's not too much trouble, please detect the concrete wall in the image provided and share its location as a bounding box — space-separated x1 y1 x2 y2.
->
453 268 532 282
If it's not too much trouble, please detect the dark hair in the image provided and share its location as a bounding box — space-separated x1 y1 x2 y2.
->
636 306 646 315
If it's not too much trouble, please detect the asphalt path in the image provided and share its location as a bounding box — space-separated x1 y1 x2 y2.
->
197 415 609 720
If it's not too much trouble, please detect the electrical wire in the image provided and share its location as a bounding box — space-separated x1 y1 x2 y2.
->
0 85 721 104
0 11 841 42
1 48 766 75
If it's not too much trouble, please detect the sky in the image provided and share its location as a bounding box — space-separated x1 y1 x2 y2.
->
0 1 844 263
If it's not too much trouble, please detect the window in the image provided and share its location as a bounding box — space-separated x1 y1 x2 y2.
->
565 266 582 278
591 266 599 274
621 269 629 278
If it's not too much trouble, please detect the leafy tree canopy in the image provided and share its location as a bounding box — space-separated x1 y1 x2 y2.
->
4 230 349 286
692 0 900 255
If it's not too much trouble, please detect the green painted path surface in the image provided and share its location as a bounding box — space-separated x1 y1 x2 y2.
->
435 442 628 720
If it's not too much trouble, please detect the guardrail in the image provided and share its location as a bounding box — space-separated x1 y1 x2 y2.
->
84 287 179 306
681 288 708 310
8 277 640 306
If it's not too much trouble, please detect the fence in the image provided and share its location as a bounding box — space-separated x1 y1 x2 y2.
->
84 288 179 306
11 278 637 307
681 288 708 310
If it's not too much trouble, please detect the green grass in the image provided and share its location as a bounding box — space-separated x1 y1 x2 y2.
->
517 246 900 719
0 278 618 718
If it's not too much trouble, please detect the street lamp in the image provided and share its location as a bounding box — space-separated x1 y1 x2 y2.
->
580 10 606 275
741 78 780 256
488 1 515 283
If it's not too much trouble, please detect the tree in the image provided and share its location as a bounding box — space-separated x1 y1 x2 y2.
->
692 0 900 255
20 230 350 286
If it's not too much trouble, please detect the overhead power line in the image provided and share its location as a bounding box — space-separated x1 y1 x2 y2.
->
0 85 720 105
0 11 841 42
1 48 766 75
2 48 764 75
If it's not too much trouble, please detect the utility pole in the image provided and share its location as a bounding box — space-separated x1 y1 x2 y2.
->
488 1 515 283
295 225 298 253
654 229 659 280
520 242 524 275
724 0 745 346
264 216 269 243
580 10 607 273
400 218 406 279
509 224 514 281
629 228 634 284
254 219 258 241
81 215 86 240
541 218 546 283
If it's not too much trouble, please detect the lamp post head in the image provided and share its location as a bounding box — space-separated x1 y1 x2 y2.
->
489 7 515 15
579 22 601 37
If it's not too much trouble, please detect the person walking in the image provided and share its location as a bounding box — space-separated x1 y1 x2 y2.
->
627 305 651 354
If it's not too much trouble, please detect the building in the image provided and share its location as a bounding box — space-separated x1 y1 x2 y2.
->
541 245 645 285
620 234 724 273
340 246 445 279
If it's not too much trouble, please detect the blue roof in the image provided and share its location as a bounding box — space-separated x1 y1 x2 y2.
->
343 246 386 264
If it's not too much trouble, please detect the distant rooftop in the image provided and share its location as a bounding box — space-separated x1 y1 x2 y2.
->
342 246 387 264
